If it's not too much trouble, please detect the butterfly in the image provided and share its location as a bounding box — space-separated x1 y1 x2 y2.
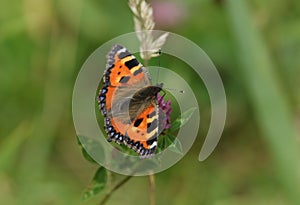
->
98 45 166 157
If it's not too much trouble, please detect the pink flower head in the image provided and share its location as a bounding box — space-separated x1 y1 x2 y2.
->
157 93 172 130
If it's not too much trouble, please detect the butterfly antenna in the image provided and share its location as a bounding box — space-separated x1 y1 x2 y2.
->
161 89 166 98
156 48 162 85
165 87 185 94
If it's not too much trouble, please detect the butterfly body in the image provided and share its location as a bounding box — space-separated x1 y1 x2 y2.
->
98 45 164 157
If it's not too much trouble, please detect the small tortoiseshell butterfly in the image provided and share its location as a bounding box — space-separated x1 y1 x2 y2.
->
98 45 166 157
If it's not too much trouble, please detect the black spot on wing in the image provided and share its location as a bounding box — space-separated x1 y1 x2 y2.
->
125 58 139 69
146 136 157 146
147 110 156 118
134 118 143 127
147 119 157 133
119 76 130 83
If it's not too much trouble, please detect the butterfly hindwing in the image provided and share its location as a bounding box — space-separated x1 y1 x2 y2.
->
125 105 159 155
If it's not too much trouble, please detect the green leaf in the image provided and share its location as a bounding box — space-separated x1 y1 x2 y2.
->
157 135 167 152
169 107 197 132
157 134 183 155
165 135 183 155
81 146 97 164
77 135 97 164
81 166 107 201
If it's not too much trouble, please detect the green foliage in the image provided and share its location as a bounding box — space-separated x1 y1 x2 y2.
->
0 121 32 172
227 0 300 204
157 107 196 154
168 107 197 133
0 0 300 204
164 135 183 155
81 167 108 201
77 136 97 164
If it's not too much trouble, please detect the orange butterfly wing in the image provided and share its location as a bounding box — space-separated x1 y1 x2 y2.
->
98 45 161 156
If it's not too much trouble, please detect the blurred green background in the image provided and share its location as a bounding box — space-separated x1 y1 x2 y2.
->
1 0 300 204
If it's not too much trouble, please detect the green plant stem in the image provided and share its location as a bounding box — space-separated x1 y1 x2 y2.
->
148 174 156 205
143 40 156 205
99 175 133 205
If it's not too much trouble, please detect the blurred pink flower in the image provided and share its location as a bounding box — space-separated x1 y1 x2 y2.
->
151 1 187 28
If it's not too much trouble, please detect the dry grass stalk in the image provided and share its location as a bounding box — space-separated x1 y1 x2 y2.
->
128 0 169 60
